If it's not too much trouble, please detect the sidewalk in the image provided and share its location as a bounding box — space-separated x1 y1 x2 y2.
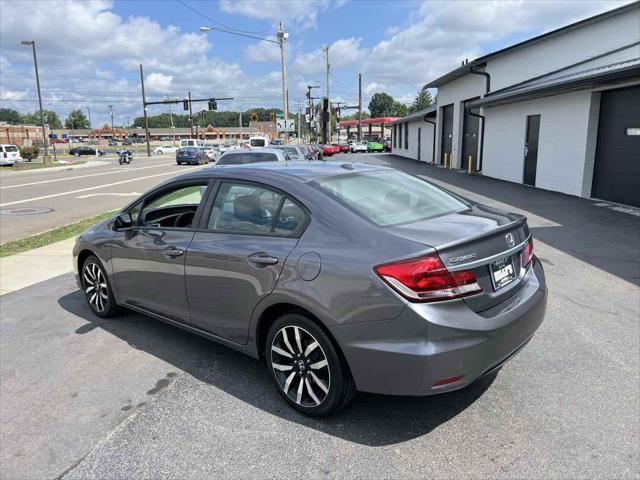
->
0 237 75 295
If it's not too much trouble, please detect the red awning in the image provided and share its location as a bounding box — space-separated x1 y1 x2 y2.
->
338 117 399 128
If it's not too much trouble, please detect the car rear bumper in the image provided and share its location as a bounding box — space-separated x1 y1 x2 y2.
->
330 258 547 396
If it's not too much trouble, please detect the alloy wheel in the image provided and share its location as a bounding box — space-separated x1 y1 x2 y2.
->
83 262 109 313
271 326 330 407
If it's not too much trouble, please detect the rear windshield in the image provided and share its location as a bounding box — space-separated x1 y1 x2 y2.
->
4 146 18 152
315 170 468 226
217 153 278 165
250 139 266 147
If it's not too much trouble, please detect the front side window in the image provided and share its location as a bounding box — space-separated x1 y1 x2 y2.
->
315 170 468 227
139 183 207 228
207 183 306 236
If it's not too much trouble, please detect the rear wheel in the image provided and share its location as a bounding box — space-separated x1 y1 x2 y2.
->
266 314 355 416
81 255 119 318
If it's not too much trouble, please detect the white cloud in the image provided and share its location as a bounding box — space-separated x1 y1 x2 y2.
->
291 37 366 75
145 73 173 92
219 0 341 29
244 40 282 62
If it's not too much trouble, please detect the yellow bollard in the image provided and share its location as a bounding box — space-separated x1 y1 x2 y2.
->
468 155 472 174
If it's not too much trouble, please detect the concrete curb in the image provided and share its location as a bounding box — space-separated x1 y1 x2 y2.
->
0 160 111 175
0 237 76 296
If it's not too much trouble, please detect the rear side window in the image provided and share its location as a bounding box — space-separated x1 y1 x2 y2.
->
315 170 468 226
217 153 278 165
207 182 306 236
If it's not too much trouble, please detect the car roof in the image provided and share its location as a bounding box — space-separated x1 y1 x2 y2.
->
221 147 284 155
180 161 388 183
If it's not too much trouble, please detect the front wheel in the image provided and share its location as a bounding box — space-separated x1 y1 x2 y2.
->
81 255 119 318
266 314 355 416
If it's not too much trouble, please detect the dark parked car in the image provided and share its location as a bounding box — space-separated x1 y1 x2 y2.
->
73 162 546 416
272 145 312 161
122 138 132 146
176 147 208 165
69 146 104 157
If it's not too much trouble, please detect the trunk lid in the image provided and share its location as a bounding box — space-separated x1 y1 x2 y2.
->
387 204 530 312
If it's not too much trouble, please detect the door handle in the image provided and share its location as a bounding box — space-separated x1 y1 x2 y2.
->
163 246 184 258
248 253 278 267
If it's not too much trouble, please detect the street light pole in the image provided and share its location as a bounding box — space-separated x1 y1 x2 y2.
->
109 105 115 142
21 40 49 160
277 22 289 144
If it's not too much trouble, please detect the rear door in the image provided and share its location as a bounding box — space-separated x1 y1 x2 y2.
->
185 181 308 344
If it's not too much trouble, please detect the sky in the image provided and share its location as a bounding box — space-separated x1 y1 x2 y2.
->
0 0 632 127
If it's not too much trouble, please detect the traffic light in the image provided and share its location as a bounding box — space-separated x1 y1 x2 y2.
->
200 110 207 119
251 112 258 122
208 98 217 111
322 98 329 111
270 111 275 122
306 90 311 99
183 99 189 111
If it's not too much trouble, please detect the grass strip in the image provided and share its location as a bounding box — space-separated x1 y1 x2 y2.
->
0 209 117 258
6 160 87 171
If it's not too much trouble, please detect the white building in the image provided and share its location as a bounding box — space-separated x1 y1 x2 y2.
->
392 2 640 207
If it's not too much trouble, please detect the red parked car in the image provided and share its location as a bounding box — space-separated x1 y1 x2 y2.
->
322 145 335 156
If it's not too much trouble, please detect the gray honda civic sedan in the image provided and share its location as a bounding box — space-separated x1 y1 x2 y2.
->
73 162 547 416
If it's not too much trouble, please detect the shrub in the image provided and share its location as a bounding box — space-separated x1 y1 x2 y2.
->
19 146 39 160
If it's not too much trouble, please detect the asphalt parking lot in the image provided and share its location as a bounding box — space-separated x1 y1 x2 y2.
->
1 153 638 479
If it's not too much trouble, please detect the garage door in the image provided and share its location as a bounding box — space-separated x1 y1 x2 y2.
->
592 86 640 207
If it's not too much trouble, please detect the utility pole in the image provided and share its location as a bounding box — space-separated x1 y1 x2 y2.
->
323 46 331 143
21 40 49 161
86 106 91 130
139 64 151 157
239 111 243 143
108 105 115 143
188 91 194 137
358 73 362 142
167 98 176 146
278 22 289 144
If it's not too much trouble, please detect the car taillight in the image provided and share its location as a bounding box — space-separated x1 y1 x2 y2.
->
374 253 482 302
523 237 534 268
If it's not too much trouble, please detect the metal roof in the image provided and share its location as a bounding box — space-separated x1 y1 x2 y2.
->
390 105 437 125
425 1 639 88
470 57 640 108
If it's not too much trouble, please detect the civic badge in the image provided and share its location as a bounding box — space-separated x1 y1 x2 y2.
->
505 232 516 248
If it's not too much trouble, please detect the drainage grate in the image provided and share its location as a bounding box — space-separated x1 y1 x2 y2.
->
0 207 54 215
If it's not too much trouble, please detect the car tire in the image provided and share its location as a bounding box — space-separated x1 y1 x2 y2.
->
266 313 356 416
81 255 120 318
177 161 182 165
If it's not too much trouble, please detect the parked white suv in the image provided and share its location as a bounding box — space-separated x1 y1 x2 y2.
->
350 141 368 153
0 144 22 166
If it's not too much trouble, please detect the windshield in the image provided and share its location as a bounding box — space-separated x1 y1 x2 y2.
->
315 170 468 226
279 147 299 158
217 152 278 165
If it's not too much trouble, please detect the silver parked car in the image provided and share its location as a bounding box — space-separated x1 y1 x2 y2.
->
73 162 547 416
216 148 290 165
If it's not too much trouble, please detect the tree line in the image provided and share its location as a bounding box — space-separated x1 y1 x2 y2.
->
0 108 90 129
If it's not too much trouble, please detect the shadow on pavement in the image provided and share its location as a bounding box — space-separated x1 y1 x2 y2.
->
366 154 640 286
58 288 496 447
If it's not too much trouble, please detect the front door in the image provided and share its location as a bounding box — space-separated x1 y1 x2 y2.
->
186 181 308 344
462 101 480 171
111 181 210 321
523 115 540 186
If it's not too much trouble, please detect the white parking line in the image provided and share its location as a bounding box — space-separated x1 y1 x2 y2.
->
0 168 200 207
0 162 177 190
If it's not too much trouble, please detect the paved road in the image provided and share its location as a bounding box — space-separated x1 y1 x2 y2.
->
1 153 638 479
0 154 206 242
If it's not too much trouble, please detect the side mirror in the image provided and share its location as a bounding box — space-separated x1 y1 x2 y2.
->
113 212 133 230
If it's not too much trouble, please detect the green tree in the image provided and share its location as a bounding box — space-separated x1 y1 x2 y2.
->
0 108 23 124
64 109 90 129
393 101 409 117
368 92 395 117
22 109 62 129
410 86 434 113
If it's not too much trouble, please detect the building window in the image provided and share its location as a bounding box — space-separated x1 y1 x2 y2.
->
398 123 402 148
393 125 397 148
404 123 409 149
